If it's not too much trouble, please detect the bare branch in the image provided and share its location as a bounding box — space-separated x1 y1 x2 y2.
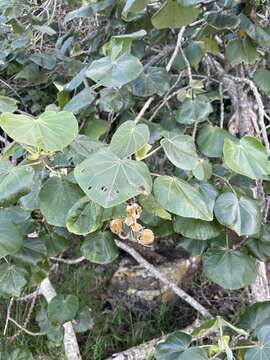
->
134 97 155 124
50 256 86 264
115 239 213 319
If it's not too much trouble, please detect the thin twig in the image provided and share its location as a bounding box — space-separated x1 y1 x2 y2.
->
8 318 45 337
134 97 155 124
115 239 213 319
4 297 14 336
50 256 86 264
166 27 186 73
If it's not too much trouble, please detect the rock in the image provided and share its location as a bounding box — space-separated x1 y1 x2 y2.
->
108 256 199 310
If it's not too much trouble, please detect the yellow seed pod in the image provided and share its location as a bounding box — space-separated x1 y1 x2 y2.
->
138 229 154 246
110 219 123 234
131 223 143 233
126 203 142 220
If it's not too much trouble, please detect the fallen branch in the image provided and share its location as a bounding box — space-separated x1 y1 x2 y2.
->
115 239 212 319
105 320 199 360
39 278 82 360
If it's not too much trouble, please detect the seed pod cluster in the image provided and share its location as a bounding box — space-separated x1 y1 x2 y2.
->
109 203 155 247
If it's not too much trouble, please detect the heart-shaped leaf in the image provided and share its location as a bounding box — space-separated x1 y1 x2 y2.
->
203 249 257 290
0 161 34 207
223 136 270 180
66 196 103 235
86 54 143 87
155 331 192 360
0 95 18 113
39 176 83 227
151 0 200 29
197 125 236 158
214 192 261 236
81 231 118 264
110 120 150 158
175 96 213 125
207 12 240 29
161 133 199 170
245 325 270 360
153 176 213 221
74 148 152 208
174 217 221 240
0 111 78 152
0 264 28 297
0 220 23 258
48 294 79 325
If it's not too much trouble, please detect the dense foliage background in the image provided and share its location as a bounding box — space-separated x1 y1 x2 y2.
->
1 0 270 359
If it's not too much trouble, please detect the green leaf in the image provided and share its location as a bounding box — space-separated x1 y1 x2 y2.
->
226 37 258 65
207 12 240 30
45 233 69 257
153 176 213 221
203 249 257 290
192 159 212 181
39 176 83 227
0 207 30 224
174 217 221 240
214 192 261 236
64 88 95 114
161 133 199 170
240 14 270 46
122 0 147 20
48 294 79 325
12 237 46 266
239 301 270 331
0 219 23 258
83 119 108 140
81 231 119 264
99 88 133 113
68 135 105 164
180 237 209 256
30 53 56 70
0 111 78 152
33 25 56 36
0 95 18 113
66 196 103 235
0 264 28 297
175 96 213 125
110 120 150 158
74 148 152 208
103 31 146 60
0 161 34 206
151 0 200 29
73 307 94 333
86 54 143 87
254 68 270 96
223 136 270 180
246 238 270 261
155 331 192 360
138 194 172 220
245 326 270 360
197 125 236 158
131 67 171 97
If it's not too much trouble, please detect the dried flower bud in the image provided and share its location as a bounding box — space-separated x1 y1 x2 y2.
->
126 203 142 220
110 219 123 234
138 229 154 246
131 223 143 233
125 217 135 226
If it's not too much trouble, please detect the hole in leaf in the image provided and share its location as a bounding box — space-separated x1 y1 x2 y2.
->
88 185 92 190
101 186 108 192
138 185 146 192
